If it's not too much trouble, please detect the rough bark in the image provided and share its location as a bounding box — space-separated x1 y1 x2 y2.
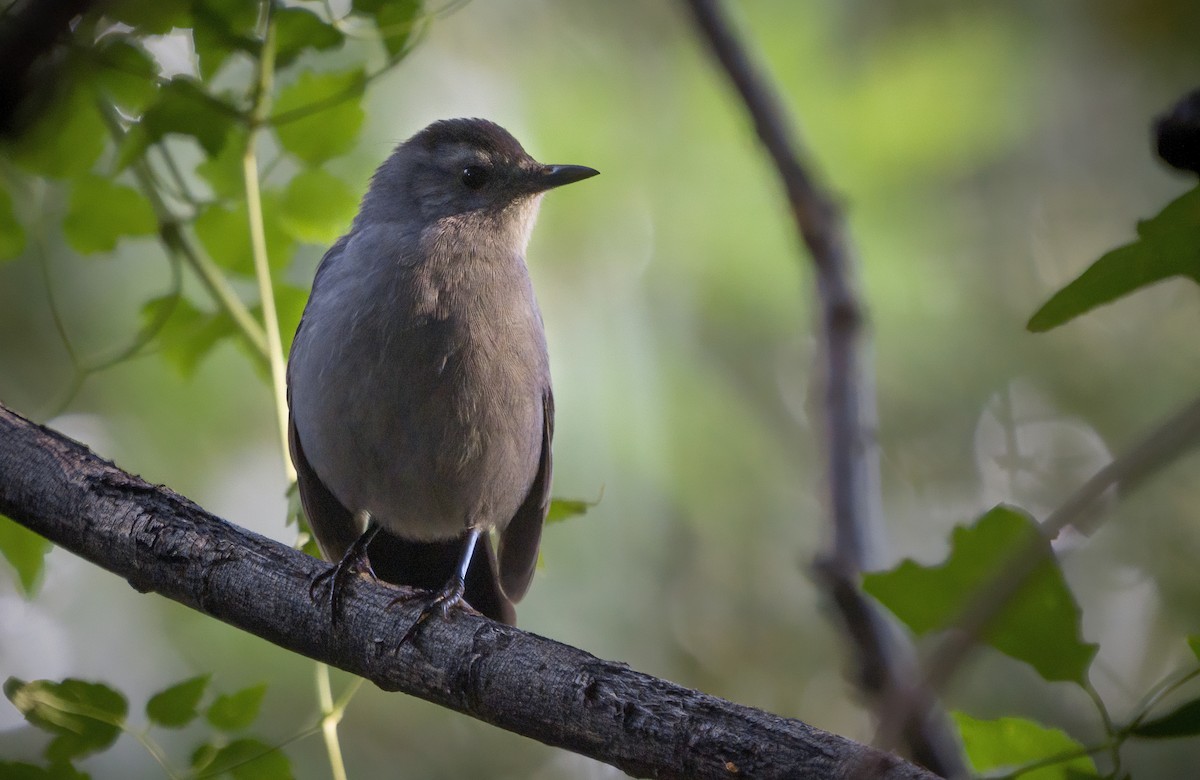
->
0 403 937 779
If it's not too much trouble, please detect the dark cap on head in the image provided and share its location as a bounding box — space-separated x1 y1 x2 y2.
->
354 117 597 226
410 118 531 162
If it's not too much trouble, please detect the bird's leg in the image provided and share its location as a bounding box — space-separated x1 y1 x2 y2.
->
310 516 380 625
395 526 483 647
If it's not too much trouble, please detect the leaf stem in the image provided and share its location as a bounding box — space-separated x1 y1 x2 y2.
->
1123 665 1200 734
316 663 351 780
1084 682 1121 774
985 738 1111 780
160 220 270 361
241 6 295 482
98 101 270 362
31 182 88 416
130 727 184 780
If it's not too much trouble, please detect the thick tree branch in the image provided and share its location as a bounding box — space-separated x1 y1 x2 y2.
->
0 402 935 780
680 1 965 776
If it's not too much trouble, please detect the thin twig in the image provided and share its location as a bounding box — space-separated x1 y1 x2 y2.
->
154 141 201 209
680 1 966 776
85 254 183 373
32 185 88 416
1083 683 1120 774
241 6 293 482
97 102 270 360
916 393 1200 700
1124 665 1200 734
315 664 349 780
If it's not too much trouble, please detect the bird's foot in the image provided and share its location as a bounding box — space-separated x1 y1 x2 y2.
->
392 576 467 648
310 530 379 625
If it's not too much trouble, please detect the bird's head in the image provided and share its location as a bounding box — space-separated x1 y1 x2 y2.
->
359 118 598 247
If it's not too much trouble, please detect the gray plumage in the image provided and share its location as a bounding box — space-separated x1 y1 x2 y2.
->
287 118 597 625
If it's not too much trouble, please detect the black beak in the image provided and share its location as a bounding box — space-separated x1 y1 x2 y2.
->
534 164 599 191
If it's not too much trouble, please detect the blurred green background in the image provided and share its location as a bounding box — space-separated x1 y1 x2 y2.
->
2 0 1200 777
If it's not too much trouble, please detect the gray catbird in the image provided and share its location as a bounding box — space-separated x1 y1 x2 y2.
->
287 118 597 629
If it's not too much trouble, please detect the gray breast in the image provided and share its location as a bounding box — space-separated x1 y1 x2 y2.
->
288 226 549 542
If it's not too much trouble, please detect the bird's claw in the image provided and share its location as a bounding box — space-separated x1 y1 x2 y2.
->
393 577 466 649
309 533 378 624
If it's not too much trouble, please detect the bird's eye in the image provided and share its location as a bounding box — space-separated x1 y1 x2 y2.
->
460 165 490 189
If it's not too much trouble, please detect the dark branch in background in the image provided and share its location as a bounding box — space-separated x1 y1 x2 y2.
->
0 403 937 780
680 1 966 776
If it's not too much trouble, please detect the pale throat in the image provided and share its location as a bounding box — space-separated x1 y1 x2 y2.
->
427 194 544 258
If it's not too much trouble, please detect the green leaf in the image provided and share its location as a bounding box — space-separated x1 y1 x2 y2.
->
546 496 599 526
272 70 366 166
193 194 295 276
285 481 304 529
113 125 154 173
4 678 128 762
954 712 1099 779
369 0 422 58
191 0 261 81
1028 185 1200 332
205 738 292 780
142 296 238 376
0 762 47 780
1188 635 1200 661
63 175 157 254
1131 697 1200 739
191 742 219 773
144 79 239 156
863 505 1097 684
5 85 106 178
145 674 210 728
279 169 358 243
0 186 24 260
274 8 344 68
48 762 89 780
194 204 252 273
0 761 89 780
93 39 160 114
0 514 52 596
105 0 191 35
206 684 267 731
116 78 238 170
196 128 248 200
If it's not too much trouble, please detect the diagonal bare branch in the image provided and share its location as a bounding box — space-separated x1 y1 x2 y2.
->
680 1 966 776
0 402 937 780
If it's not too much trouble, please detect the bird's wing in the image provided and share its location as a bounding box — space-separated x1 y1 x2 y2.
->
287 234 349 373
289 413 363 562
287 235 367 562
497 387 553 602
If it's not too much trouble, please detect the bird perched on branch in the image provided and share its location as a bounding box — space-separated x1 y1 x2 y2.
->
287 118 597 630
